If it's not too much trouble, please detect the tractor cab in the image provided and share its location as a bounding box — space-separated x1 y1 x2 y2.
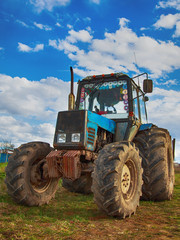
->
76 72 152 122
76 73 129 119
53 71 152 153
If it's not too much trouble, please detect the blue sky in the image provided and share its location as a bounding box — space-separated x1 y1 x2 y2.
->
0 0 180 162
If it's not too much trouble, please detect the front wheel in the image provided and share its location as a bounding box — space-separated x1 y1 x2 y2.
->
5 142 59 206
92 142 143 218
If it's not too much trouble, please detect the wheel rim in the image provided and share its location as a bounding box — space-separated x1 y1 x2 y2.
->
121 159 137 200
30 159 51 193
121 164 131 194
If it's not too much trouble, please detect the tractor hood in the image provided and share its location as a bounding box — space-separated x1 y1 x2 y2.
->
53 110 116 151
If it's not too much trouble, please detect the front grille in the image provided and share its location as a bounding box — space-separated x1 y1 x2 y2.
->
54 110 85 149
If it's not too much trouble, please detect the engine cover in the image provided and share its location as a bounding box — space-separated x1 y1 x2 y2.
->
53 110 116 151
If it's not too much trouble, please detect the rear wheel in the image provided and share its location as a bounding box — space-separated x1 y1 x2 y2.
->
92 141 142 218
133 127 174 201
5 142 59 206
62 173 92 194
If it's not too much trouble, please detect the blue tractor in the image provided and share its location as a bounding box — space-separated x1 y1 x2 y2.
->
5 68 175 218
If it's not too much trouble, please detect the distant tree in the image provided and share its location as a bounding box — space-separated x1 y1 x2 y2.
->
0 139 15 154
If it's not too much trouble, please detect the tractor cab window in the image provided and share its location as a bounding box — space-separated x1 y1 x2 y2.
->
79 80 129 119
132 85 139 118
139 95 147 123
132 84 147 123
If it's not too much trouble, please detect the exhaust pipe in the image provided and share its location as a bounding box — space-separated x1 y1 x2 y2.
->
68 66 75 110
172 138 176 160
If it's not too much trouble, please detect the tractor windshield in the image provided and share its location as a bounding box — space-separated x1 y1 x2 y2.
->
79 80 129 119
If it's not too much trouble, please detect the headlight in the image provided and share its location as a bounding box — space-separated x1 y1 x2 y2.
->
71 133 80 142
57 133 66 143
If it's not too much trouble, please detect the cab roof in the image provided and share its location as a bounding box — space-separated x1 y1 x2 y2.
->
78 72 130 84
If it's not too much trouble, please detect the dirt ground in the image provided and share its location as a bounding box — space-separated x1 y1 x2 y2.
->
0 165 179 240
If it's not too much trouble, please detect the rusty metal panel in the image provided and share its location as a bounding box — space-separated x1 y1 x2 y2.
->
62 150 81 180
46 150 64 178
46 150 81 180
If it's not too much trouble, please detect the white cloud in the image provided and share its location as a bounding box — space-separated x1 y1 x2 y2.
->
84 17 91 22
16 20 52 31
90 0 101 4
156 79 177 86
67 24 73 29
156 0 180 10
30 0 71 12
49 18 180 78
0 74 73 119
0 74 77 146
146 87 180 162
18 42 32 52
49 39 79 53
0 47 4 51
34 44 44 52
16 20 30 28
147 87 180 133
175 140 180 163
49 28 93 50
173 20 180 37
0 115 55 147
67 29 93 43
34 22 52 31
119 18 130 28
140 27 149 31
18 42 44 52
56 22 61 27
154 13 180 37
0 116 33 146
155 2 180 37
154 14 180 29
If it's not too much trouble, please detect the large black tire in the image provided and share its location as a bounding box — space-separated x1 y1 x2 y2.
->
5 142 59 206
62 173 92 194
91 141 143 218
133 127 174 201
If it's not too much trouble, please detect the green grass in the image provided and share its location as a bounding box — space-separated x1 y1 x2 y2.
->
0 162 180 240
0 163 6 179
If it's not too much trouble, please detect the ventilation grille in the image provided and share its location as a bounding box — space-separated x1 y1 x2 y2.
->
87 127 95 145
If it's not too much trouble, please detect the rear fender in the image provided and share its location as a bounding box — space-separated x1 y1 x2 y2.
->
139 123 153 131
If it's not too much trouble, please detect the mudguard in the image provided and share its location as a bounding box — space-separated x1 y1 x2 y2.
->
139 123 153 131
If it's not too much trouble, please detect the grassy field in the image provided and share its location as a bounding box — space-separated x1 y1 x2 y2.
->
0 162 179 240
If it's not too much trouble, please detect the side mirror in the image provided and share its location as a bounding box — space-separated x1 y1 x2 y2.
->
143 79 153 93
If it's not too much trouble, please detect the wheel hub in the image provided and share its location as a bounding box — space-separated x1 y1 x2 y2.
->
121 164 131 194
30 160 51 193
